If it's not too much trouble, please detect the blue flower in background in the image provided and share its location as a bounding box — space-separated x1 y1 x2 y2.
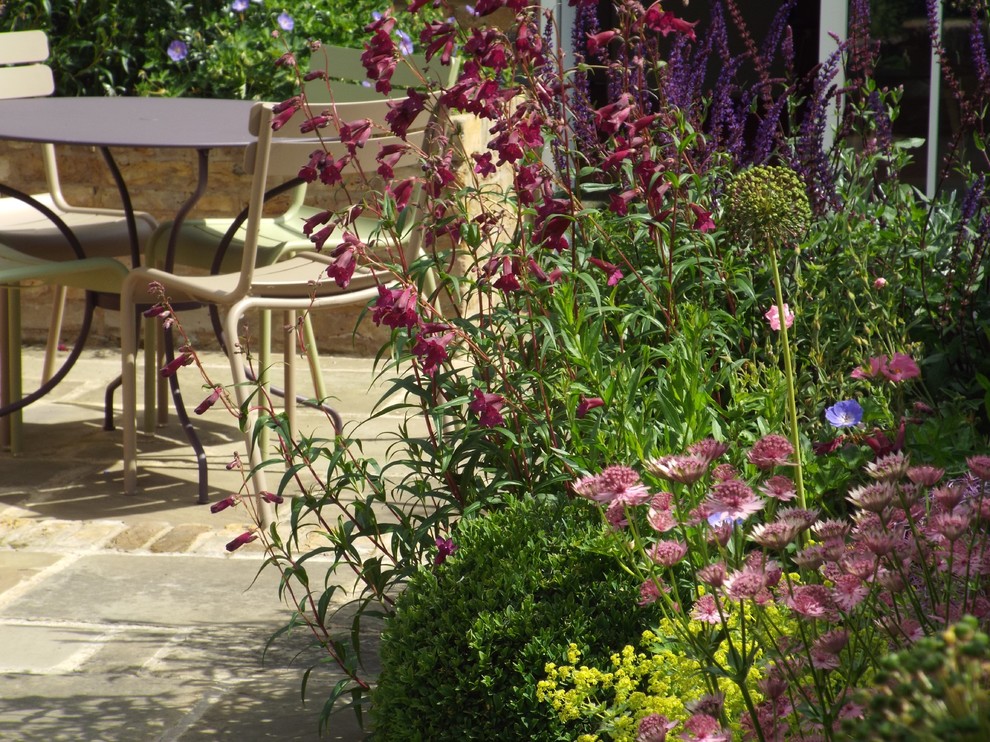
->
167 40 188 62
396 29 414 55
277 11 294 31
824 399 864 428
231 0 248 11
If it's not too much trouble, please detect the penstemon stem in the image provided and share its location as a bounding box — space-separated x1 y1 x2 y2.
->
767 240 806 510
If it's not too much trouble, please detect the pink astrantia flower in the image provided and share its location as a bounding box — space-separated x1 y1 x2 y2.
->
687 438 730 464
760 475 797 502
784 584 838 620
680 713 727 742
637 713 677 742
638 579 664 606
966 455 990 480
707 479 765 521
645 454 710 485
874 276 888 289
882 353 921 382
697 562 726 588
690 594 722 624
764 303 794 331
573 465 651 505
649 539 688 567
747 434 794 470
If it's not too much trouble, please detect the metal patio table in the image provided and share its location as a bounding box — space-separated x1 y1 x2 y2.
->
0 97 255 502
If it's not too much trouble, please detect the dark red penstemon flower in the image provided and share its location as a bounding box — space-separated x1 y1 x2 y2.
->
325 235 362 289
690 203 716 232
194 386 223 415
472 152 496 177
586 30 617 57
588 256 623 286
593 93 633 136
159 350 194 378
361 29 397 95
640 3 698 40
468 387 505 428
434 536 458 565
385 89 427 138
419 20 457 66
412 326 455 376
225 531 258 552
372 284 419 330
576 396 605 418
210 495 238 514
338 118 373 150
387 177 416 210
376 143 407 181
298 149 326 183
302 209 332 237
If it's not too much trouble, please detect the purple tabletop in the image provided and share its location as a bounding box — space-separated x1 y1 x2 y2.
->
0 97 256 149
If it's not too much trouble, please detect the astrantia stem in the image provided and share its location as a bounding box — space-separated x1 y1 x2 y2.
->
768 241 806 510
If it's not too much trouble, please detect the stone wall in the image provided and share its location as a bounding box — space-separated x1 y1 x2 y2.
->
0 111 500 357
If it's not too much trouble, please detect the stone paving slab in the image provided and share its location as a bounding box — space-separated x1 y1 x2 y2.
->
0 348 395 740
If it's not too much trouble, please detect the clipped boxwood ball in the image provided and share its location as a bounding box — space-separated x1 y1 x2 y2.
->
371 496 656 741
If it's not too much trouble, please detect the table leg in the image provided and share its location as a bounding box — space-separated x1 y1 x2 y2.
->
0 287 9 450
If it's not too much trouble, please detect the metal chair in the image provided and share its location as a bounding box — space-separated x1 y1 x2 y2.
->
121 97 437 515
138 46 455 435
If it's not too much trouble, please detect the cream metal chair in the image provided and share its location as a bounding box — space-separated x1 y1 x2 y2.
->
121 97 436 512
138 45 454 434
0 30 156 451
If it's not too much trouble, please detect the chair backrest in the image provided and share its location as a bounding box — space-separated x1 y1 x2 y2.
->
230 97 433 297
304 44 458 104
0 30 55 99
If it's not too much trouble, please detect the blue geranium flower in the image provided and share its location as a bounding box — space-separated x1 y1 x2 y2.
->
396 29 414 56
277 11 294 31
824 399 864 428
167 40 188 62
231 0 248 11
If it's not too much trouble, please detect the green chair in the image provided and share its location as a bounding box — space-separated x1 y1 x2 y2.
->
0 30 156 451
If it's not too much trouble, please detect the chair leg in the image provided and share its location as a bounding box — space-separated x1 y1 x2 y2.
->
42 286 67 384
121 277 141 495
224 300 272 528
283 309 296 441
6 287 23 455
258 308 271 463
302 313 327 403
142 315 158 433
155 321 169 427
0 288 11 451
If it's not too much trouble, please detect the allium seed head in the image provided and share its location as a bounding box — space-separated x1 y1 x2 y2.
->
722 165 811 246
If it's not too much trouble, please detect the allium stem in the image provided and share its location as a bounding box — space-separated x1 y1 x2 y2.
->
768 241 806 510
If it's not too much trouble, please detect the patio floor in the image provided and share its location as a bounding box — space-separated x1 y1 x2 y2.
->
0 346 397 741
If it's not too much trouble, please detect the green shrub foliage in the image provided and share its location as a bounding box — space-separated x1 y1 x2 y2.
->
371 497 656 741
